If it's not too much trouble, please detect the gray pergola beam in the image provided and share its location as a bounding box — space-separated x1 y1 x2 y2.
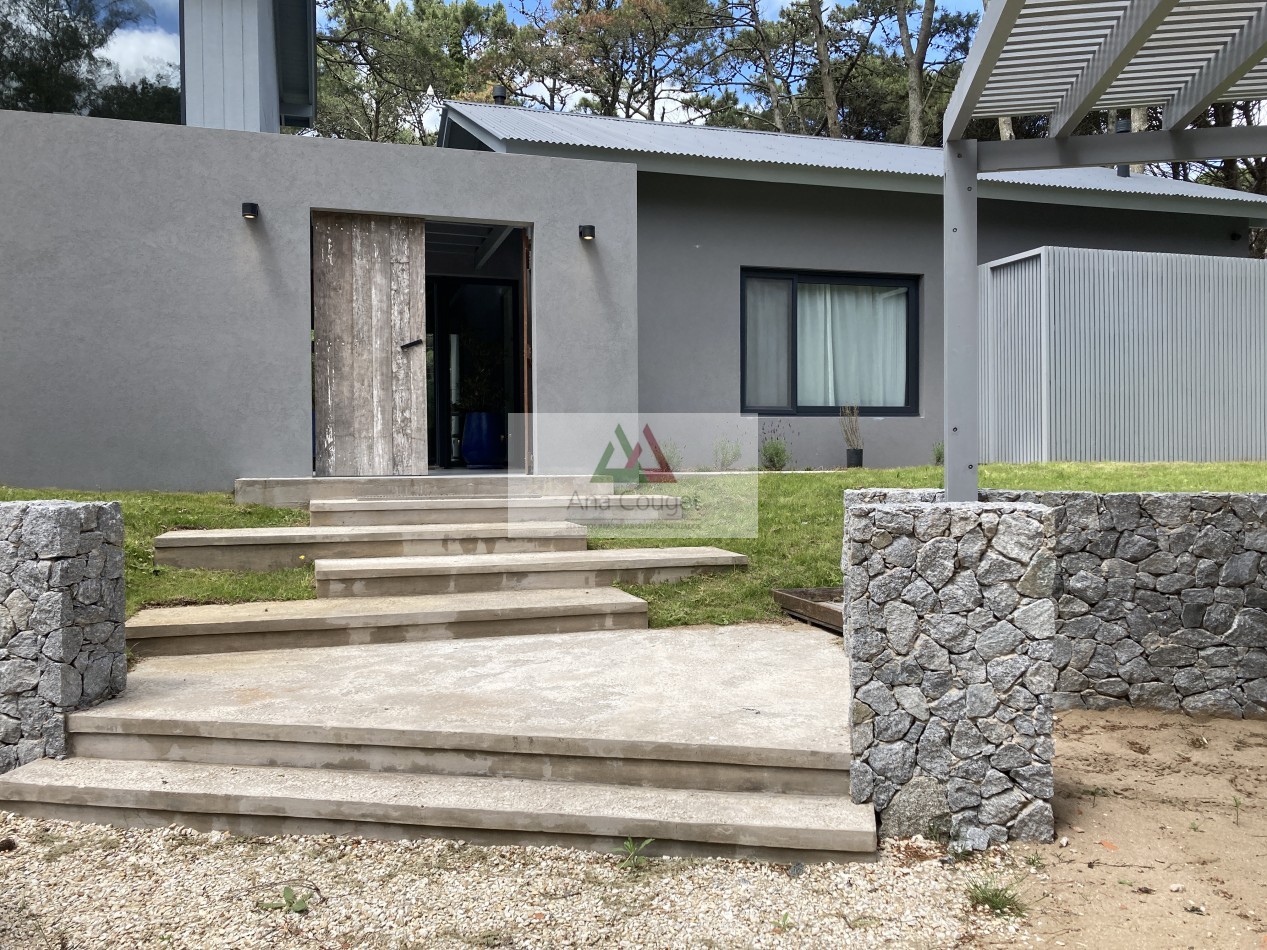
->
978 123 1267 171
1162 6 1267 130
1049 0 1183 137
943 141 980 503
944 0 1028 141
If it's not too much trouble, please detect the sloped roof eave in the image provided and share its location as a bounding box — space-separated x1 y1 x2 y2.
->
438 102 1267 225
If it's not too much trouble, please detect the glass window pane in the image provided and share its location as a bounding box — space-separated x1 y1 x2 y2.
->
796 283 907 407
744 278 791 408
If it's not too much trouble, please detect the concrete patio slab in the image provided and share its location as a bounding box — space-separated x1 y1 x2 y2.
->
81 623 850 766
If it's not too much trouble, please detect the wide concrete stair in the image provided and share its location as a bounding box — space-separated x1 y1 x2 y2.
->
126 589 648 657
0 489 853 860
153 521 588 571
0 628 873 860
316 547 748 598
309 495 684 526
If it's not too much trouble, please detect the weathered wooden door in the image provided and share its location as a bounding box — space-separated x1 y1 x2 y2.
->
312 213 427 476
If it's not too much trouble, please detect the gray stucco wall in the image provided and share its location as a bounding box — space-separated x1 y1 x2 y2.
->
0 111 637 491
636 172 1250 470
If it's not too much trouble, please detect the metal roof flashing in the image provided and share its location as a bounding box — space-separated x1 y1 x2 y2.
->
439 102 1267 223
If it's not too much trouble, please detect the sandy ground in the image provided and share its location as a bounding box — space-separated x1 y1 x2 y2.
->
982 708 1267 950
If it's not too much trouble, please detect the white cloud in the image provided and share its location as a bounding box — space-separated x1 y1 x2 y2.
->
102 28 180 84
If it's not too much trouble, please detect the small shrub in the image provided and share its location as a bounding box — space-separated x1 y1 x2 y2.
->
932 441 945 465
659 440 684 472
712 437 743 471
615 837 654 871
965 876 1027 917
759 438 792 471
923 815 953 846
257 886 312 914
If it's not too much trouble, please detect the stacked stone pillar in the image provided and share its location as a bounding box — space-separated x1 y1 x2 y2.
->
844 500 1061 848
1 502 126 773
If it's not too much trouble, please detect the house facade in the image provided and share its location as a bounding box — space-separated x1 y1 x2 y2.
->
441 103 1267 471
2 90 1266 490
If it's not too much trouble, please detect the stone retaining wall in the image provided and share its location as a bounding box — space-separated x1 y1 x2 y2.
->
844 501 1060 847
1 502 126 773
845 489 1267 720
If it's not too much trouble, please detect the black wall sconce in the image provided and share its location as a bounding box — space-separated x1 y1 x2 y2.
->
242 202 260 220
579 224 595 241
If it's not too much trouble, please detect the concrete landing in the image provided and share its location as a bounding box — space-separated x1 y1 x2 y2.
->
94 625 848 761
152 521 588 571
0 757 876 858
309 495 684 526
314 546 749 597
126 589 647 656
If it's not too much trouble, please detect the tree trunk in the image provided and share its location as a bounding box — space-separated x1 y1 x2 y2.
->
906 60 924 144
998 116 1014 140
897 0 937 145
809 0 841 137
1130 105 1148 174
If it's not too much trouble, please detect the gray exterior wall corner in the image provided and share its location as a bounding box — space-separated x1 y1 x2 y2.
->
0 111 637 491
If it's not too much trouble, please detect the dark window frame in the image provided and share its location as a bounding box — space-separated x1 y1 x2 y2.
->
740 267 921 417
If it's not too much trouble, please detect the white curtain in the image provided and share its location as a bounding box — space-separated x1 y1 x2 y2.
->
744 278 791 407
796 283 907 407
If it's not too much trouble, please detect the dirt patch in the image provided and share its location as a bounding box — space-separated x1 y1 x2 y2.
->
985 708 1267 950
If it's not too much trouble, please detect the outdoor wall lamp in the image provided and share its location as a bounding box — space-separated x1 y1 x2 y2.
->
242 202 260 220
579 224 596 241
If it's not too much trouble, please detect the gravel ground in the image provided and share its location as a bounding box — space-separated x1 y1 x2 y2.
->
0 813 1028 949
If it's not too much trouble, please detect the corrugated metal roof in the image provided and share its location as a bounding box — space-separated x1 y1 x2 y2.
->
445 101 943 173
442 102 1267 209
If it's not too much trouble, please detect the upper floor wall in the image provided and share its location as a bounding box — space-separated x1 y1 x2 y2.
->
182 0 315 132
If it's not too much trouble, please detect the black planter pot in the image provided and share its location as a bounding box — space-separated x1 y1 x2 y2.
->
846 448 864 469
461 412 507 468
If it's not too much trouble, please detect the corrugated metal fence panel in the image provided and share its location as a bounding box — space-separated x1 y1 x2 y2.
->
982 246 1267 463
980 250 1047 463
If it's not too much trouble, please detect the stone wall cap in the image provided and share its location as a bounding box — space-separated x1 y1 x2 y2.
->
846 501 1054 514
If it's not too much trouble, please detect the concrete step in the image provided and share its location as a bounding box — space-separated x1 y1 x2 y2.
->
236 475 620 508
0 758 876 861
315 546 749 598
153 521 588 571
309 495 683 526
126 589 647 656
82 627 848 793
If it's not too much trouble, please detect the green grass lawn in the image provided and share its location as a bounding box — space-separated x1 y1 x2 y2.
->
596 461 1267 626
4 461 1265 624
0 486 310 617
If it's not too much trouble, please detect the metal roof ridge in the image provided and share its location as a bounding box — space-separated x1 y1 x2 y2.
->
442 100 940 152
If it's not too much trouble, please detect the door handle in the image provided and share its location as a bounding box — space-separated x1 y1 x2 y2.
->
400 339 424 350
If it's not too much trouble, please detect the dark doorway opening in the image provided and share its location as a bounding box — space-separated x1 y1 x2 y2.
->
425 223 530 470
